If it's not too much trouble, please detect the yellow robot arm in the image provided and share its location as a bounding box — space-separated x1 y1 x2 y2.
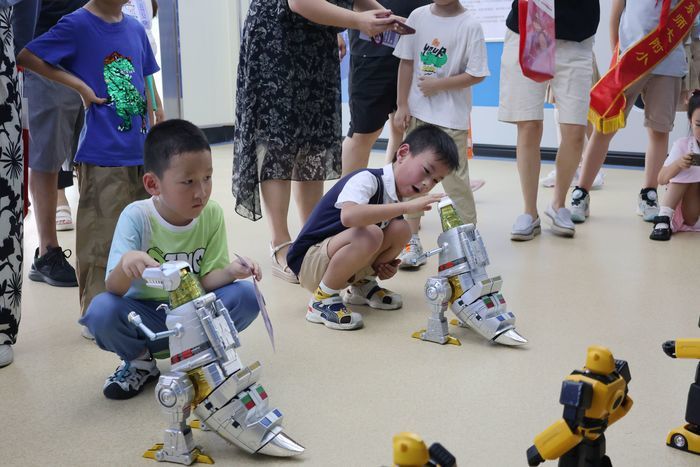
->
675 339 700 359
608 394 633 426
530 380 593 463
533 419 583 460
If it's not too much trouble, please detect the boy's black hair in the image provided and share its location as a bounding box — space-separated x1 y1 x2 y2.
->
144 119 211 177
393 124 460 171
688 91 700 121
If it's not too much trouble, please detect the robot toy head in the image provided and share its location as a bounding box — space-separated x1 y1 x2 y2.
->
585 346 616 375
393 432 429 466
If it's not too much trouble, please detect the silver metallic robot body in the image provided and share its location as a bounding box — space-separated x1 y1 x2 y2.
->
129 262 304 464
414 224 527 346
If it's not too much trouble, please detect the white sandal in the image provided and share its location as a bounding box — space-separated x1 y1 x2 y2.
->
56 205 74 231
270 241 299 284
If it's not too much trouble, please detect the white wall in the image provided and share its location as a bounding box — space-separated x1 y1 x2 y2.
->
177 0 237 127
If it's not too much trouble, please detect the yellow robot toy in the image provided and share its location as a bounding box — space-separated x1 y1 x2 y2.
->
393 432 456 467
527 346 633 467
662 324 700 454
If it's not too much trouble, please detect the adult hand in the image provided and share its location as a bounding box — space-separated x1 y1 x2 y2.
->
120 251 159 279
393 105 411 131
403 193 445 214
337 33 347 60
417 75 442 97
355 9 393 37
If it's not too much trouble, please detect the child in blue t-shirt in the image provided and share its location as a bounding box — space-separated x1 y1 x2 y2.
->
18 0 160 320
80 120 261 400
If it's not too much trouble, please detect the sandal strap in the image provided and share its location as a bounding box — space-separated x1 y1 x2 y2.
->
270 240 294 255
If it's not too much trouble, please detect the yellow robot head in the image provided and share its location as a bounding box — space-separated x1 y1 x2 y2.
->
393 432 429 466
585 346 615 375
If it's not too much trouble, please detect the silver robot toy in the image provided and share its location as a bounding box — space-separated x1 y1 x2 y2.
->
410 197 527 347
128 261 304 465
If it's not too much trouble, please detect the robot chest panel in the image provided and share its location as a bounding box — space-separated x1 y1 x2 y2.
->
166 309 209 355
570 375 626 418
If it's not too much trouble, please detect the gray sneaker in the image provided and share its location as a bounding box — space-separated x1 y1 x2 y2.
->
545 205 575 237
637 188 659 222
569 186 590 223
399 235 427 268
510 214 541 241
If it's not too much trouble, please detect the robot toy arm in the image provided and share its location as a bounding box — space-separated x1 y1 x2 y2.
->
663 338 700 359
607 359 633 426
527 380 592 466
128 311 183 341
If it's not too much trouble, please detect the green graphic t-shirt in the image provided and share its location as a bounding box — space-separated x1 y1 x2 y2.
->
106 198 229 301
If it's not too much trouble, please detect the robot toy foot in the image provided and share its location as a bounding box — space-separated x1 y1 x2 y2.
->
143 444 214 465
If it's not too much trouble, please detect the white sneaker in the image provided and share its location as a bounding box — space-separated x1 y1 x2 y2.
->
569 187 590 223
539 169 558 188
399 235 426 269
591 171 605 189
510 214 541 241
545 205 575 237
540 168 605 189
0 344 13 368
81 325 95 340
637 188 660 222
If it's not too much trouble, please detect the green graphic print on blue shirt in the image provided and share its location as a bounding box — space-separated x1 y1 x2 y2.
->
107 198 230 302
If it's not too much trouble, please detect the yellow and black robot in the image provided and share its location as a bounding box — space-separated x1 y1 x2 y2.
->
662 322 700 454
527 346 633 466
393 432 456 467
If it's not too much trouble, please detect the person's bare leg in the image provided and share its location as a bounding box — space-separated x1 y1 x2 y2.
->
644 128 670 189
661 182 689 212
57 188 69 207
552 123 586 209
292 180 324 225
405 217 421 235
578 129 616 191
371 219 411 267
384 114 404 164
516 121 544 218
324 225 383 289
679 182 700 225
260 179 293 267
341 128 383 176
30 170 59 256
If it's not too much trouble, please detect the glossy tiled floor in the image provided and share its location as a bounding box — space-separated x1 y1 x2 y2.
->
3 146 699 466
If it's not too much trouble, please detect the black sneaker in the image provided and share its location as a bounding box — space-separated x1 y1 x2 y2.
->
28 246 78 287
103 358 160 400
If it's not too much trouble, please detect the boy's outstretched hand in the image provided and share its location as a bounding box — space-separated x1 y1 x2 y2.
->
228 255 262 281
403 193 444 214
120 251 159 279
374 258 401 281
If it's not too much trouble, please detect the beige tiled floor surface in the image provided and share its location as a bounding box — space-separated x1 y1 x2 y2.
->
2 146 699 466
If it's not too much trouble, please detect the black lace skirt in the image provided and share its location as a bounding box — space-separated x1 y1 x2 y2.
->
231 0 352 220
